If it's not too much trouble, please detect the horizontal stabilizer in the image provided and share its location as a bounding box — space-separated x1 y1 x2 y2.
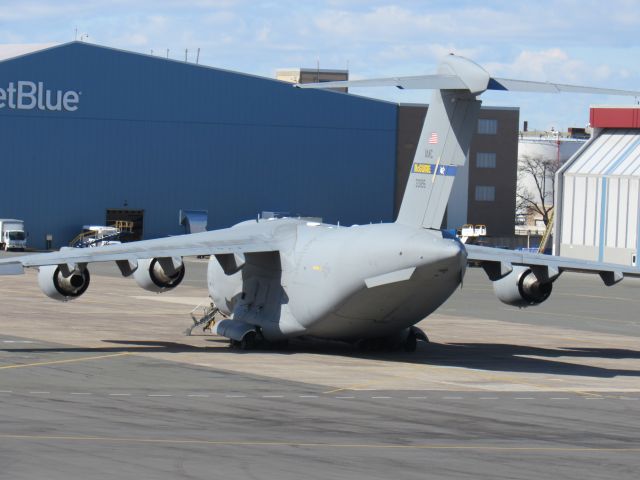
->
295 74 467 91
489 77 640 96
296 54 640 97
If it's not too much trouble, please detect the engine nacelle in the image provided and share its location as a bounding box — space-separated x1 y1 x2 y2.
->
492 265 553 307
38 265 91 301
133 257 185 293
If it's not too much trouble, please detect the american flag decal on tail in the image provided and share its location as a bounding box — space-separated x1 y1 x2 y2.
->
428 132 438 144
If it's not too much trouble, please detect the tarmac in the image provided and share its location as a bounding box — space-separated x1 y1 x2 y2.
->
0 254 639 479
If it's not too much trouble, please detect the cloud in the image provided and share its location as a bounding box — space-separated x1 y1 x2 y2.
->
376 43 483 63
484 48 629 86
0 0 639 130
0 43 58 61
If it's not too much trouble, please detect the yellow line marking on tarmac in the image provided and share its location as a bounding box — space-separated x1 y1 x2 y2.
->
0 433 639 452
324 379 393 394
0 352 132 370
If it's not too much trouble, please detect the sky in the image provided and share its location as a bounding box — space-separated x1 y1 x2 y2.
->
1 0 640 130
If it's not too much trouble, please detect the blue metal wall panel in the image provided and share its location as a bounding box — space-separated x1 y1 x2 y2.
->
0 42 397 248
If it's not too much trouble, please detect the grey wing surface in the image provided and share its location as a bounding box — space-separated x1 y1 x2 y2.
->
466 244 640 285
0 225 283 275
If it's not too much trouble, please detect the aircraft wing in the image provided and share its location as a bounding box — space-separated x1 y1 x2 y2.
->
0 225 284 275
466 244 640 285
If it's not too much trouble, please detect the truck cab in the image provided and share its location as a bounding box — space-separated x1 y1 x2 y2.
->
0 219 27 251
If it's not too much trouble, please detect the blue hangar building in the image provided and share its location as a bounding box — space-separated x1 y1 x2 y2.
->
0 42 397 249
0 42 519 249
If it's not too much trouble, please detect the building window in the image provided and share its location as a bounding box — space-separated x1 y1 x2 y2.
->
476 152 497 168
475 185 495 202
478 118 498 134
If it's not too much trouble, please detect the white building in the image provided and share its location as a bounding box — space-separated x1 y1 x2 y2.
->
555 107 640 266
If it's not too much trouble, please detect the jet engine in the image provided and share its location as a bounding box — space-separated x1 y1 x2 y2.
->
38 264 91 301
133 257 185 293
492 265 553 307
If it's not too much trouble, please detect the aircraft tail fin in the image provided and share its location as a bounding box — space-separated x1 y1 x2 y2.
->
297 54 640 230
396 89 481 228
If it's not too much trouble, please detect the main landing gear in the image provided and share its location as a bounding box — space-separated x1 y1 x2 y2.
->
230 331 259 350
403 326 429 352
356 326 429 353
229 331 289 351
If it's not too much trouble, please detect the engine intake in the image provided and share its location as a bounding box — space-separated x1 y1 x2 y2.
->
38 264 91 301
492 265 552 307
133 257 185 293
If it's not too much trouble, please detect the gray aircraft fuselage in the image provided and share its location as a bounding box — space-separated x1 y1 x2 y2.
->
207 218 466 342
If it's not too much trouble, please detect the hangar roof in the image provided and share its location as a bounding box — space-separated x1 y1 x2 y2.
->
564 128 640 177
0 40 396 108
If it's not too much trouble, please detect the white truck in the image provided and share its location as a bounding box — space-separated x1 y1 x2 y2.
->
0 219 27 251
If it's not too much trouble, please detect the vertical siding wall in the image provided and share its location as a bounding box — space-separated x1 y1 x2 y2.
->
559 129 640 265
0 43 397 248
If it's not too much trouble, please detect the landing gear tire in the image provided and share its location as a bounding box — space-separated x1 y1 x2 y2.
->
410 326 429 343
403 333 418 352
240 331 258 350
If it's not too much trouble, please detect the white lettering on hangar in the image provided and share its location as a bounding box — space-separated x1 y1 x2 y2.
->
0 81 80 112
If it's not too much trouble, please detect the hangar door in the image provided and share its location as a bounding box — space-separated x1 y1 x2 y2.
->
106 209 144 242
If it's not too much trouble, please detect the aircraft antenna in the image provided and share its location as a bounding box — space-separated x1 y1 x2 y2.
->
196 48 201 64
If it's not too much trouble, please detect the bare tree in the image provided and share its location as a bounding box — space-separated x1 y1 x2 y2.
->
516 154 562 226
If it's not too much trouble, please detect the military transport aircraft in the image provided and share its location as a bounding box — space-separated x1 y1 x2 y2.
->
1 55 640 351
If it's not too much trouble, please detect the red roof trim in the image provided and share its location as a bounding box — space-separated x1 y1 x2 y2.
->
590 107 640 128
